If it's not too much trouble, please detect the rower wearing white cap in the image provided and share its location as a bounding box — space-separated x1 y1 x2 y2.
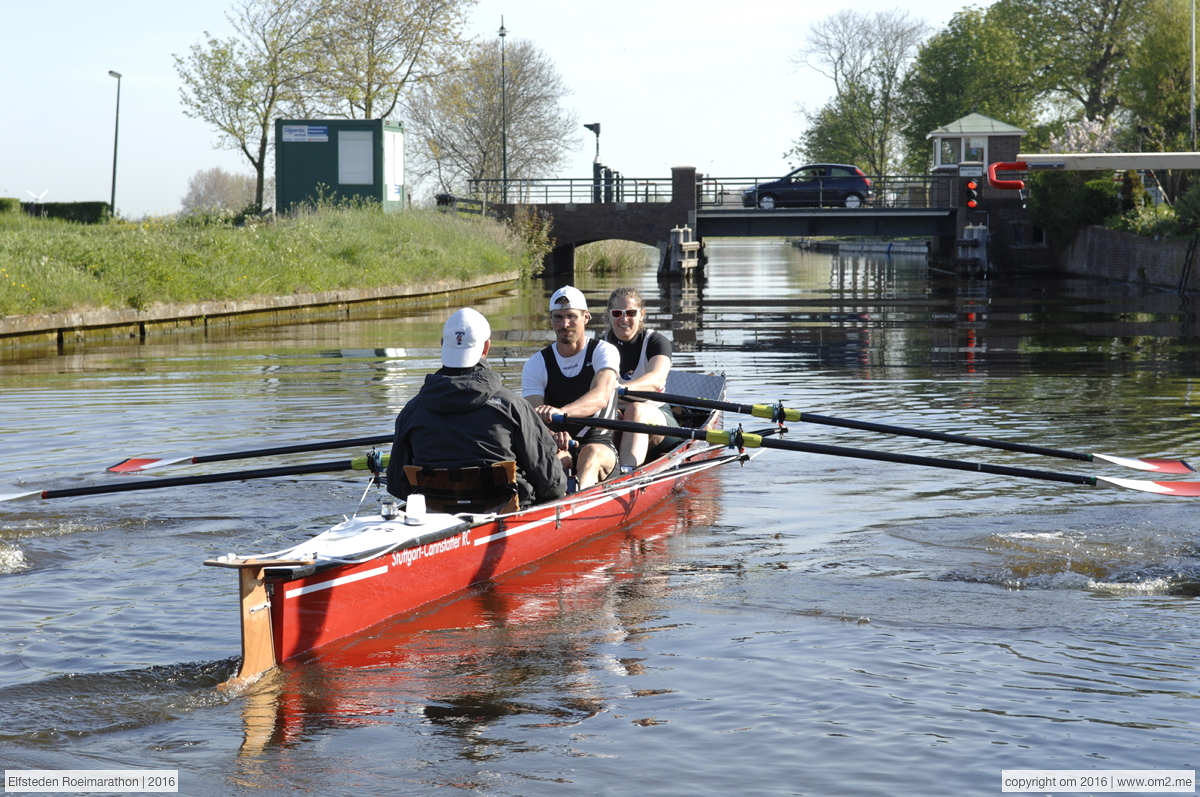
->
521 286 621 490
387 307 566 507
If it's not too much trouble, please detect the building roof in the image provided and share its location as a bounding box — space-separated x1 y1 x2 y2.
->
926 113 1027 139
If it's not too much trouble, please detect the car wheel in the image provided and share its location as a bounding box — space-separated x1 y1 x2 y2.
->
758 194 777 210
844 193 864 209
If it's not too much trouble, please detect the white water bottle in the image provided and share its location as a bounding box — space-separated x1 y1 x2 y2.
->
404 493 426 525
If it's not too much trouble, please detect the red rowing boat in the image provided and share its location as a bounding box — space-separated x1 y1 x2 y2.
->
205 372 743 686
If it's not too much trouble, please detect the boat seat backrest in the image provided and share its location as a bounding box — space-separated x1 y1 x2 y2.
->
664 370 726 402
403 461 520 515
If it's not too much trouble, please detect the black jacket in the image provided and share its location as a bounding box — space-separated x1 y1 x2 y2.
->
386 363 566 506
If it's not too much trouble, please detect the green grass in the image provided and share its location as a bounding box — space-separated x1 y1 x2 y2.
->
575 239 658 274
0 206 526 316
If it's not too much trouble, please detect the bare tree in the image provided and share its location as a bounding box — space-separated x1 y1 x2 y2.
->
404 38 579 200
303 0 475 120
790 9 928 174
174 0 324 208
180 167 259 214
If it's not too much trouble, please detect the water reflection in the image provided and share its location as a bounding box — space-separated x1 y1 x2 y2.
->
230 482 720 770
4 240 1200 796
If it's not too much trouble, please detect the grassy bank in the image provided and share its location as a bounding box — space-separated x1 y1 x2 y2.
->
0 206 526 317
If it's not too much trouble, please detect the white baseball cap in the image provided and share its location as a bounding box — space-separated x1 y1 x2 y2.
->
549 285 588 312
441 308 490 368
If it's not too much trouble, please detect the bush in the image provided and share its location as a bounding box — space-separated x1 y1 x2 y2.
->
1119 170 1150 213
0 198 21 214
507 205 554 277
1107 204 1179 238
21 201 111 224
1172 182 1200 235
1027 172 1120 250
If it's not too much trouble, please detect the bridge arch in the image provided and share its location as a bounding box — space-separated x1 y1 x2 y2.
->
489 167 697 276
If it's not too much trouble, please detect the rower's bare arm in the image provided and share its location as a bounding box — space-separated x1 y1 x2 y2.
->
621 354 671 393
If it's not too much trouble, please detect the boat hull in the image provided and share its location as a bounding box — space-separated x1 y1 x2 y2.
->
267 434 726 666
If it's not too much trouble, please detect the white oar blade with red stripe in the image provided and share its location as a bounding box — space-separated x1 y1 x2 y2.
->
1091 454 1194 474
106 456 194 473
1097 476 1200 496
0 491 40 503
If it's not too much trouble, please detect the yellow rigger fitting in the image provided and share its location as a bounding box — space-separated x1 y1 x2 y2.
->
750 404 802 423
704 430 764 448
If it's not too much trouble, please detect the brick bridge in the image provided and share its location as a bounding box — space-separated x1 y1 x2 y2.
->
485 166 962 276
488 167 698 276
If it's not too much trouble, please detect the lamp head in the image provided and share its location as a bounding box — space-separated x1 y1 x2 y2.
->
109 70 122 79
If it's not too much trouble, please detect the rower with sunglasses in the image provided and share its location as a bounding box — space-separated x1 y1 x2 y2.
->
602 286 679 471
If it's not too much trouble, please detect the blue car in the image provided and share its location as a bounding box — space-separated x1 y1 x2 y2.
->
742 164 874 209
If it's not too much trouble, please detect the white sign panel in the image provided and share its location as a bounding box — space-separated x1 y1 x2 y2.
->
281 125 328 142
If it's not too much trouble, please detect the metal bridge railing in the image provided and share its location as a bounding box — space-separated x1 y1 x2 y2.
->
466 178 673 205
463 174 954 209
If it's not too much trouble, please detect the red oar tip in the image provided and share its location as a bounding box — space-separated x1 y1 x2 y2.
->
1092 453 1195 475
105 456 192 473
1097 476 1200 496
107 458 160 473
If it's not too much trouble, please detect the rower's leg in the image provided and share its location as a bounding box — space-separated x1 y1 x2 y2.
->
619 403 664 468
575 443 616 490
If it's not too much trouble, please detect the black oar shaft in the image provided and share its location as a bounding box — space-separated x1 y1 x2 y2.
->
39 456 385 500
554 414 1096 488
757 436 1094 486
192 434 393 465
623 389 1092 463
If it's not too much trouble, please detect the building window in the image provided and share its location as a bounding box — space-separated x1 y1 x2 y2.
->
940 138 962 165
965 137 986 162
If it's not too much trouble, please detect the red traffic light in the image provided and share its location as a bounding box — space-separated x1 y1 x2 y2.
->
965 179 980 209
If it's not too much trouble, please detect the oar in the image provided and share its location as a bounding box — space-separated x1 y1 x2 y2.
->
1 454 389 503
621 388 1193 475
107 434 393 473
552 414 1200 497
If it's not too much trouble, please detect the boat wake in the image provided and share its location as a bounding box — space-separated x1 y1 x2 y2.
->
0 659 239 745
0 540 27 573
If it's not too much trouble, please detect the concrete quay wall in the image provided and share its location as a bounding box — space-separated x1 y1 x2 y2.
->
1061 227 1199 292
1 272 519 352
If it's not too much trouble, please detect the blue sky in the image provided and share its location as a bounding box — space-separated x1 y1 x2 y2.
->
3 0 977 217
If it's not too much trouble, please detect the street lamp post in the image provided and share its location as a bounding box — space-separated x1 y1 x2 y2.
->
499 17 507 204
585 124 601 203
108 70 122 218
584 123 600 161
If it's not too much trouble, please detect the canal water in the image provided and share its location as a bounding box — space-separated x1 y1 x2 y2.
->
1 240 1198 795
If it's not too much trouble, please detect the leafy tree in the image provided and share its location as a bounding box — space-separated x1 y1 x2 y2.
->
898 7 1040 172
1123 0 1192 145
180 167 258 214
789 9 928 174
990 0 1149 121
175 0 323 208
304 0 475 120
790 86 877 169
404 38 579 200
